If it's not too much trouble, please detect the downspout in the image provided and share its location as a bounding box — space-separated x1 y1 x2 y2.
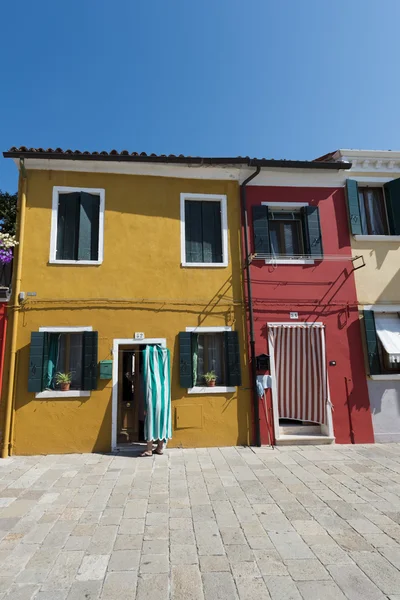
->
1 160 27 458
240 164 261 446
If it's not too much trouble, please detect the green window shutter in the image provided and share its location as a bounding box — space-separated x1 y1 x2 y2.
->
384 178 400 235
363 310 380 375
179 332 193 387
28 332 46 392
82 331 98 390
225 330 242 386
185 201 203 263
252 205 270 255
346 180 362 235
304 206 323 257
202 201 223 263
56 193 80 260
78 192 100 261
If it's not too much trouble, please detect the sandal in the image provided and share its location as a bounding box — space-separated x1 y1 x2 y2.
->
153 449 163 455
140 450 153 457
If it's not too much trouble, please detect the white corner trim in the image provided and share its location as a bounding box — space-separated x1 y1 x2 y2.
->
354 235 400 242
261 201 309 208
50 186 105 264
370 374 400 381
35 390 90 399
39 326 93 332
180 193 228 267
362 305 400 312
186 326 232 333
188 386 236 394
265 259 315 265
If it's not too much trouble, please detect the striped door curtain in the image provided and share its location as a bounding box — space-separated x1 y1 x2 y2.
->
268 324 328 425
143 345 172 442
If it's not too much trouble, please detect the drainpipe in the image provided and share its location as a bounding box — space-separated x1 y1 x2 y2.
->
240 164 261 446
1 161 27 458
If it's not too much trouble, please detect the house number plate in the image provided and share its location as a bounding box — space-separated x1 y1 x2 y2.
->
290 312 298 320
135 332 145 340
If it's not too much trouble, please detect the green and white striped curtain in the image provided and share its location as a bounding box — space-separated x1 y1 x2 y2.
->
143 345 172 441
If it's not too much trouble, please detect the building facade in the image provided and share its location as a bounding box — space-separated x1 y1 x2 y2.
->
244 166 375 445
330 150 400 443
1 148 255 456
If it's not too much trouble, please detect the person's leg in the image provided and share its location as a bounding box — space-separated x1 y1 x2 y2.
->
154 439 164 455
140 440 153 457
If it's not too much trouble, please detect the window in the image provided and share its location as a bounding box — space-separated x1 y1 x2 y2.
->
346 179 400 238
252 203 323 263
179 328 241 392
180 193 228 266
358 188 388 235
50 187 105 264
363 311 400 377
28 328 98 395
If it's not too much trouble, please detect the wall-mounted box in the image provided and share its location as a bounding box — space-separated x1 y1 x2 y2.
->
99 360 113 379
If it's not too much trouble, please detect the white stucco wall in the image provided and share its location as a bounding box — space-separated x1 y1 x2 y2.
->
368 380 400 442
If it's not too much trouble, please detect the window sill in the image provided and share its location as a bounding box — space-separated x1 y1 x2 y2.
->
354 235 400 242
182 262 228 268
48 260 103 266
188 386 236 394
369 374 400 381
35 390 91 399
265 259 315 265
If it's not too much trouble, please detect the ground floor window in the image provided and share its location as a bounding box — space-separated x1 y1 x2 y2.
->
44 332 84 390
193 333 226 386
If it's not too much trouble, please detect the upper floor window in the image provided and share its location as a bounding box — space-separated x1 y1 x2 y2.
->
180 193 228 267
252 202 323 264
347 179 400 239
50 187 105 264
363 310 400 377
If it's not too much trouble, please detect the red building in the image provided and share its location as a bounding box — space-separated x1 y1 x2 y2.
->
243 164 374 445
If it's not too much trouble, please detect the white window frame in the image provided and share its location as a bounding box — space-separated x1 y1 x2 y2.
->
35 326 93 398
362 306 400 380
50 186 105 265
261 202 314 265
180 193 228 267
185 326 235 394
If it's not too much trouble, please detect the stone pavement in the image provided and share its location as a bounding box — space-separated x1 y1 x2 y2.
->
1 446 400 599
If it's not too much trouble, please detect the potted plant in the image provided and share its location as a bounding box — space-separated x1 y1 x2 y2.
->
204 371 218 387
55 372 72 391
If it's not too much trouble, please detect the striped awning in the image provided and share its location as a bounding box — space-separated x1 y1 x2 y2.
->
375 314 400 364
268 324 328 425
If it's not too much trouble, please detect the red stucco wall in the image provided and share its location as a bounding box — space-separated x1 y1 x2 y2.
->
245 185 374 445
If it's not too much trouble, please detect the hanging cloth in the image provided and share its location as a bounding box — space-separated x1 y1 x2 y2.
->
44 333 59 389
268 324 328 425
143 346 172 441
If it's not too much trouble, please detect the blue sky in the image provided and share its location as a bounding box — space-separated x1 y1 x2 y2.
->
1 0 399 192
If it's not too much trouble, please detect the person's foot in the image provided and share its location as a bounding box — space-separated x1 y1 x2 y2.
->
140 450 153 457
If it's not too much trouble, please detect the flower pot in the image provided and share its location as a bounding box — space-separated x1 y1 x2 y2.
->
207 380 216 387
60 383 70 391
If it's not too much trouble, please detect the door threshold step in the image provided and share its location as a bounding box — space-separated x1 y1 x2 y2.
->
279 425 321 435
276 435 335 446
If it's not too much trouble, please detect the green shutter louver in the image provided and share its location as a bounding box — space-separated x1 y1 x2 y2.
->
202 201 223 263
384 178 400 235
225 330 242 386
304 206 323 257
78 192 100 261
346 180 362 236
28 332 46 392
179 332 193 388
363 310 380 375
252 205 270 255
56 193 80 260
82 331 98 390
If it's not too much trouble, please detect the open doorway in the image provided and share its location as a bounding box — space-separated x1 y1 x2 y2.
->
111 337 167 451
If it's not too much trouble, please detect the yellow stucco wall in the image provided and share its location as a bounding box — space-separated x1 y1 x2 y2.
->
2 169 251 455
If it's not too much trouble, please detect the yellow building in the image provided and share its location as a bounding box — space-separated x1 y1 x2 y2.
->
327 149 400 443
0 148 255 456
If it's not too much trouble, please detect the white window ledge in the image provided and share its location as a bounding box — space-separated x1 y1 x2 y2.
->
181 262 228 268
49 260 103 266
35 390 91 399
188 386 235 394
369 374 400 381
354 235 400 242
265 259 315 265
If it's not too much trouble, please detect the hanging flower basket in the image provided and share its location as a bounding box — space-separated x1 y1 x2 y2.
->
0 233 18 264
